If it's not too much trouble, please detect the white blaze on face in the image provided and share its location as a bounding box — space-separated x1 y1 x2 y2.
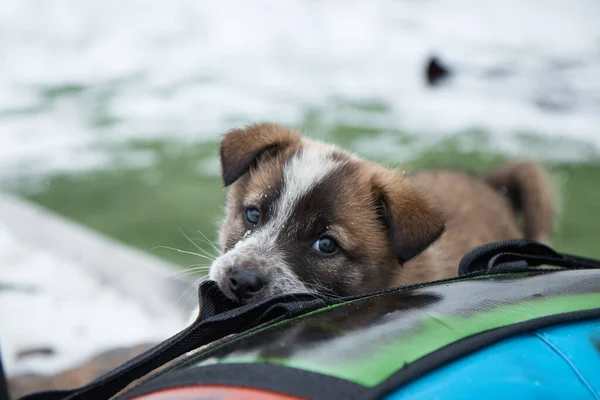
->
209 143 347 294
272 144 344 231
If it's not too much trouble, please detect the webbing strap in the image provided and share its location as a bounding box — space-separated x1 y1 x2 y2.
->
20 282 327 400
459 239 600 276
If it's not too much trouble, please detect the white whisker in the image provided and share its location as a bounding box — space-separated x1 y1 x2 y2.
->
162 264 210 282
303 281 340 299
177 275 210 306
152 245 216 262
179 228 218 260
188 238 219 258
196 230 221 254
170 269 210 279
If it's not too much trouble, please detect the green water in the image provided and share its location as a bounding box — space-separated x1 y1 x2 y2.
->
7 120 600 269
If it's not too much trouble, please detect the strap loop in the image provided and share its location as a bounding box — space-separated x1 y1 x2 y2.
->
459 239 600 276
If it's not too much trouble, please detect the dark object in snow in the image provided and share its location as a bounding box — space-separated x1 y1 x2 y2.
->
15 348 55 360
425 56 451 86
0 349 9 400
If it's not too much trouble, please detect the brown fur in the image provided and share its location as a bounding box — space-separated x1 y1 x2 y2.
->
220 123 301 186
211 123 556 301
485 160 555 245
398 163 555 285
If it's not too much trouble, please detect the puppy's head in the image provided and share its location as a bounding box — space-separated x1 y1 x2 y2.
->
209 123 445 304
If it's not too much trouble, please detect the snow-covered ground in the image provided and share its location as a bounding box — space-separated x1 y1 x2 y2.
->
0 0 599 180
0 193 192 376
0 0 599 380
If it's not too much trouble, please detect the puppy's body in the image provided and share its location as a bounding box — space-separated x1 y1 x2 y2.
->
204 124 555 305
401 166 552 284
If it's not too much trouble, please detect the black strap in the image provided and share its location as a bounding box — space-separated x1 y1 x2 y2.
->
20 281 328 400
459 239 600 276
0 348 10 400
117 363 369 400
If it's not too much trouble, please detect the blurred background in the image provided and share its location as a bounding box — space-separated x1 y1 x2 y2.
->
2 0 600 260
1 0 600 395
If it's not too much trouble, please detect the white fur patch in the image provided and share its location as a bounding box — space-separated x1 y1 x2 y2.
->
227 144 344 253
273 145 345 230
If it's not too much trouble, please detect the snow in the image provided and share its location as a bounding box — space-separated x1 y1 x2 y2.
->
0 194 192 377
0 0 599 179
0 223 186 376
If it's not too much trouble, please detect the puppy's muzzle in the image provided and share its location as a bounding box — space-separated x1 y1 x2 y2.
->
228 267 265 300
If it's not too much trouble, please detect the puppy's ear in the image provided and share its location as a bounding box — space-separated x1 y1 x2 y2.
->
373 170 445 263
220 123 301 186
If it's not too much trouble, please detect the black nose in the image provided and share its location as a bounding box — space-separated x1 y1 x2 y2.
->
228 267 264 299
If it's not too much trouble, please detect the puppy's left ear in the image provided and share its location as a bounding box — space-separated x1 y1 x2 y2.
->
220 123 300 186
373 170 445 263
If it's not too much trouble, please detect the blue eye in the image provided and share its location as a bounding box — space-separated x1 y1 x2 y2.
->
312 236 338 254
245 207 260 225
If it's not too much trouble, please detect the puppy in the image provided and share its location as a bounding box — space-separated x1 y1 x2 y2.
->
204 123 555 306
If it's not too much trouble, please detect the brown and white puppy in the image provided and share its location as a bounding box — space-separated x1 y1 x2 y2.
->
206 123 555 305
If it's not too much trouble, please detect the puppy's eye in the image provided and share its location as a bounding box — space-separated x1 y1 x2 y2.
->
245 207 260 225
312 236 338 254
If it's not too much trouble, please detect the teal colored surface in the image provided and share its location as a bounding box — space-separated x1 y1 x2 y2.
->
535 320 600 396
386 319 600 400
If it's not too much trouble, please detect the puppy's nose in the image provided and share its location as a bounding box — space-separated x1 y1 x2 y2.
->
228 267 264 298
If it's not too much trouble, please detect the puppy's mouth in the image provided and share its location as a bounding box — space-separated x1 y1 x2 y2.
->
216 277 328 306
215 266 270 305
218 284 261 305
210 255 316 304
